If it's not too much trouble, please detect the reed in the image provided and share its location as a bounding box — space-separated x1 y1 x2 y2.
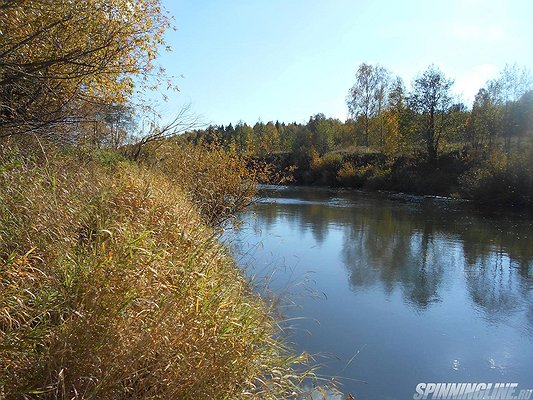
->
0 142 312 399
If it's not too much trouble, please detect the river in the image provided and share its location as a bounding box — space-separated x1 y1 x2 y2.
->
226 185 533 400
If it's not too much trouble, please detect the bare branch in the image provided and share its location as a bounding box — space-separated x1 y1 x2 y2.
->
129 104 205 160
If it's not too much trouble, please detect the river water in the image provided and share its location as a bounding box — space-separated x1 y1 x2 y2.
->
226 186 533 399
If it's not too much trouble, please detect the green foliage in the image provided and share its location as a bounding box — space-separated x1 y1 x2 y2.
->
408 65 454 161
310 152 343 185
365 165 392 190
93 149 128 167
336 161 391 189
337 162 368 187
346 63 391 147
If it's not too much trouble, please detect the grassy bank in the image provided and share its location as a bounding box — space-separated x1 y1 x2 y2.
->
0 141 310 399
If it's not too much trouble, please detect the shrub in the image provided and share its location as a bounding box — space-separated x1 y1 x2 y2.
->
337 162 361 187
458 150 533 208
365 164 392 190
311 152 343 185
337 162 377 188
141 141 272 226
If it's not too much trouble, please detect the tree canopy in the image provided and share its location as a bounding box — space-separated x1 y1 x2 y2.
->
0 0 171 138
408 65 454 161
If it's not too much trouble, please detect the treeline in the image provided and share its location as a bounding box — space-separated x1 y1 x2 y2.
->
183 64 533 208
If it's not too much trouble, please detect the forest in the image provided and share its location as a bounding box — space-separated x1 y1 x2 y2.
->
183 63 533 208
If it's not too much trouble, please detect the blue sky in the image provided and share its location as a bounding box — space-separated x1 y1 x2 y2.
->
155 0 533 126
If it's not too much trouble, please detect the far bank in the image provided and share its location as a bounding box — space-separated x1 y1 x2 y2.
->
254 147 533 213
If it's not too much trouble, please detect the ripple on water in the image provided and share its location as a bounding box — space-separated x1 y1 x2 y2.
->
452 359 460 371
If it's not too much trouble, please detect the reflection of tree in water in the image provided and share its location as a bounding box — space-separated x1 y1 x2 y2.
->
527 303 533 336
254 198 340 245
464 250 530 322
341 205 447 310
461 221 533 279
340 200 533 317
302 203 331 245
251 189 533 320
403 225 445 309
252 200 280 230
457 217 533 327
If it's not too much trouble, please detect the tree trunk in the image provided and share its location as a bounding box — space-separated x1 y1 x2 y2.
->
427 109 436 162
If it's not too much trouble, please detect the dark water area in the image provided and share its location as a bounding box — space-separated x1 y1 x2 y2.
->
226 185 533 400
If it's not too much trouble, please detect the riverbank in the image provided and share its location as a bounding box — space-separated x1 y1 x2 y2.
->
257 148 533 212
0 141 310 399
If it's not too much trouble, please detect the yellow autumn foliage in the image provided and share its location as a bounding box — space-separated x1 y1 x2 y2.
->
0 0 170 132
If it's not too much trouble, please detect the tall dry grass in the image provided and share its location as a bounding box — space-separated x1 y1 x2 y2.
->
0 142 311 399
138 140 275 226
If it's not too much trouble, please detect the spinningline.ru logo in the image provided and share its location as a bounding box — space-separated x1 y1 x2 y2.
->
413 383 533 400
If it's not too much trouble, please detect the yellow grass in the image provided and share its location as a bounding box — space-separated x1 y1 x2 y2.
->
0 142 311 399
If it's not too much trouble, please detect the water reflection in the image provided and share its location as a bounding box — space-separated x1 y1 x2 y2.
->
254 186 533 325
230 186 533 399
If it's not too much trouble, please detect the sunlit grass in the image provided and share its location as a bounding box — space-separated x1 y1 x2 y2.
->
0 142 316 399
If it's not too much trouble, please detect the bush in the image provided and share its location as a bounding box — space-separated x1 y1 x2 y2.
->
365 164 392 190
141 141 272 226
337 162 365 187
311 152 343 185
336 160 392 189
458 150 533 208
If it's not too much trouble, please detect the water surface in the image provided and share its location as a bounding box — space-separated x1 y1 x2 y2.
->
227 186 533 399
